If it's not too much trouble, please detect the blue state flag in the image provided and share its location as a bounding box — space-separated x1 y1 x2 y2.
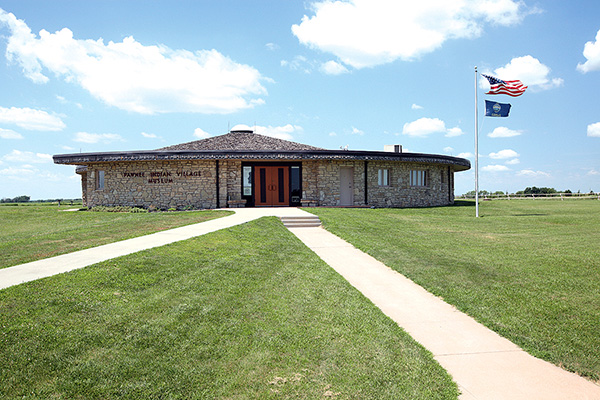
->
485 100 511 117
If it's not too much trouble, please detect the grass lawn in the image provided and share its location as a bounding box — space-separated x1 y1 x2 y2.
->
308 200 600 382
0 204 231 268
0 217 459 399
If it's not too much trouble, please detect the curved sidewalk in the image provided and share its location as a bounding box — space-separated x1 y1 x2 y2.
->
0 208 312 290
288 225 600 400
2 208 599 399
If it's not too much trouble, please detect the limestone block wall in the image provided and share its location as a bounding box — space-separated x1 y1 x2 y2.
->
79 158 456 210
77 170 88 207
302 160 367 206
218 160 242 206
85 160 219 209
367 161 455 207
301 160 455 208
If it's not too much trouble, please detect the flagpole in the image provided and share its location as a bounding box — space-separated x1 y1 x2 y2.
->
474 66 479 218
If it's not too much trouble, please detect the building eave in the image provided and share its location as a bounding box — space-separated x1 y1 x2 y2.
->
54 149 471 171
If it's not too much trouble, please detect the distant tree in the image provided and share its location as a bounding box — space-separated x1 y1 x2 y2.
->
1 195 30 203
522 187 556 195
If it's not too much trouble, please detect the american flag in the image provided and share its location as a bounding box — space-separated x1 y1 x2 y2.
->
482 74 527 97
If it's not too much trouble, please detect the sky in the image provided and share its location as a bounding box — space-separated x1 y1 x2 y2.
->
0 0 599 200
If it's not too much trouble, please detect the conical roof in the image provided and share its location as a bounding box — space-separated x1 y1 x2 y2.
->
158 130 323 152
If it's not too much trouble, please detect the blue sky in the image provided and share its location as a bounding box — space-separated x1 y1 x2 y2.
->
0 0 598 199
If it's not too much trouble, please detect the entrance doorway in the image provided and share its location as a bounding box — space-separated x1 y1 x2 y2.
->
255 166 289 206
340 167 354 206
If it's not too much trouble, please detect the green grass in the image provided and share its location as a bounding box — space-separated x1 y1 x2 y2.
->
0 217 458 399
307 200 600 381
0 205 231 268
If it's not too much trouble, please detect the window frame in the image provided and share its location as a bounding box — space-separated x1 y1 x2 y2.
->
410 169 428 187
378 168 389 186
95 170 105 190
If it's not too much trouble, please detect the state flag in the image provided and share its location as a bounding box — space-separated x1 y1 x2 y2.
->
485 100 511 117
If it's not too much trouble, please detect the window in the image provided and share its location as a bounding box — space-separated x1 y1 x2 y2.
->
242 166 252 196
290 166 301 203
410 170 427 187
96 170 105 190
378 169 389 186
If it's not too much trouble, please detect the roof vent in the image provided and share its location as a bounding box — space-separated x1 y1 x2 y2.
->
229 129 254 134
384 144 402 153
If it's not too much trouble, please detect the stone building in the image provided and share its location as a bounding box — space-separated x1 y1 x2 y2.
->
53 130 470 209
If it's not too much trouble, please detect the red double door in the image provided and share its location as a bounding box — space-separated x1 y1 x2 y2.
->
255 166 289 206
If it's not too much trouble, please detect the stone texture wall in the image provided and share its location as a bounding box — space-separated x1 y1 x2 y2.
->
302 160 366 206
82 158 456 209
77 170 88 207
85 160 221 209
302 160 456 207
367 161 455 207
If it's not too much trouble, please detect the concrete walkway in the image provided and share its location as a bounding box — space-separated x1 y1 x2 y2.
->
2 208 599 399
0 207 313 290
288 225 600 400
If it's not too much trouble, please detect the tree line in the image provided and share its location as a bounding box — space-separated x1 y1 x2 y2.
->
463 187 596 196
1 195 30 203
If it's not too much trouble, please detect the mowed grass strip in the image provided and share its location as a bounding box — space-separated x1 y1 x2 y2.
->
308 200 600 381
0 205 231 268
0 217 459 399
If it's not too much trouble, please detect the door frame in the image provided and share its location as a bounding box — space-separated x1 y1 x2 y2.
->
340 166 354 206
241 162 302 207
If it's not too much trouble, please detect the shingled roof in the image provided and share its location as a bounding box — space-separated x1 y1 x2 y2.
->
158 130 323 151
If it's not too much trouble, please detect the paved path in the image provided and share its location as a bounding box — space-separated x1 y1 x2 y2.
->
2 208 599 399
288 225 600 400
0 208 312 290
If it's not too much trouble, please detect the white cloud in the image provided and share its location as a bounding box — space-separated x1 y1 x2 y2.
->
2 149 52 163
0 166 36 177
193 128 212 139
577 29 600 73
488 126 522 138
320 60 349 75
505 158 520 165
444 146 454 153
281 55 315 73
489 149 519 159
446 127 465 137
351 127 364 135
587 122 600 137
482 164 510 172
329 131 337 137
485 55 563 91
411 103 424 110
517 169 550 178
587 169 599 176
265 43 279 51
458 152 474 158
0 106 65 131
73 132 124 144
230 124 304 141
0 128 23 139
292 0 529 69
402 117 464 138
141 132 157 138
402 117 446 137
0 8 267 114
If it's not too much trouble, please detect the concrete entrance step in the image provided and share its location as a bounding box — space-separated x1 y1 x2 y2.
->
280 215 321 228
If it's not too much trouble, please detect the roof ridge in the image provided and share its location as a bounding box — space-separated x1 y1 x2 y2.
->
157 131 324 152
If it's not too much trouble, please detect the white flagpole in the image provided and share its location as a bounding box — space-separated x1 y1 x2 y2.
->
474 66 479 218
